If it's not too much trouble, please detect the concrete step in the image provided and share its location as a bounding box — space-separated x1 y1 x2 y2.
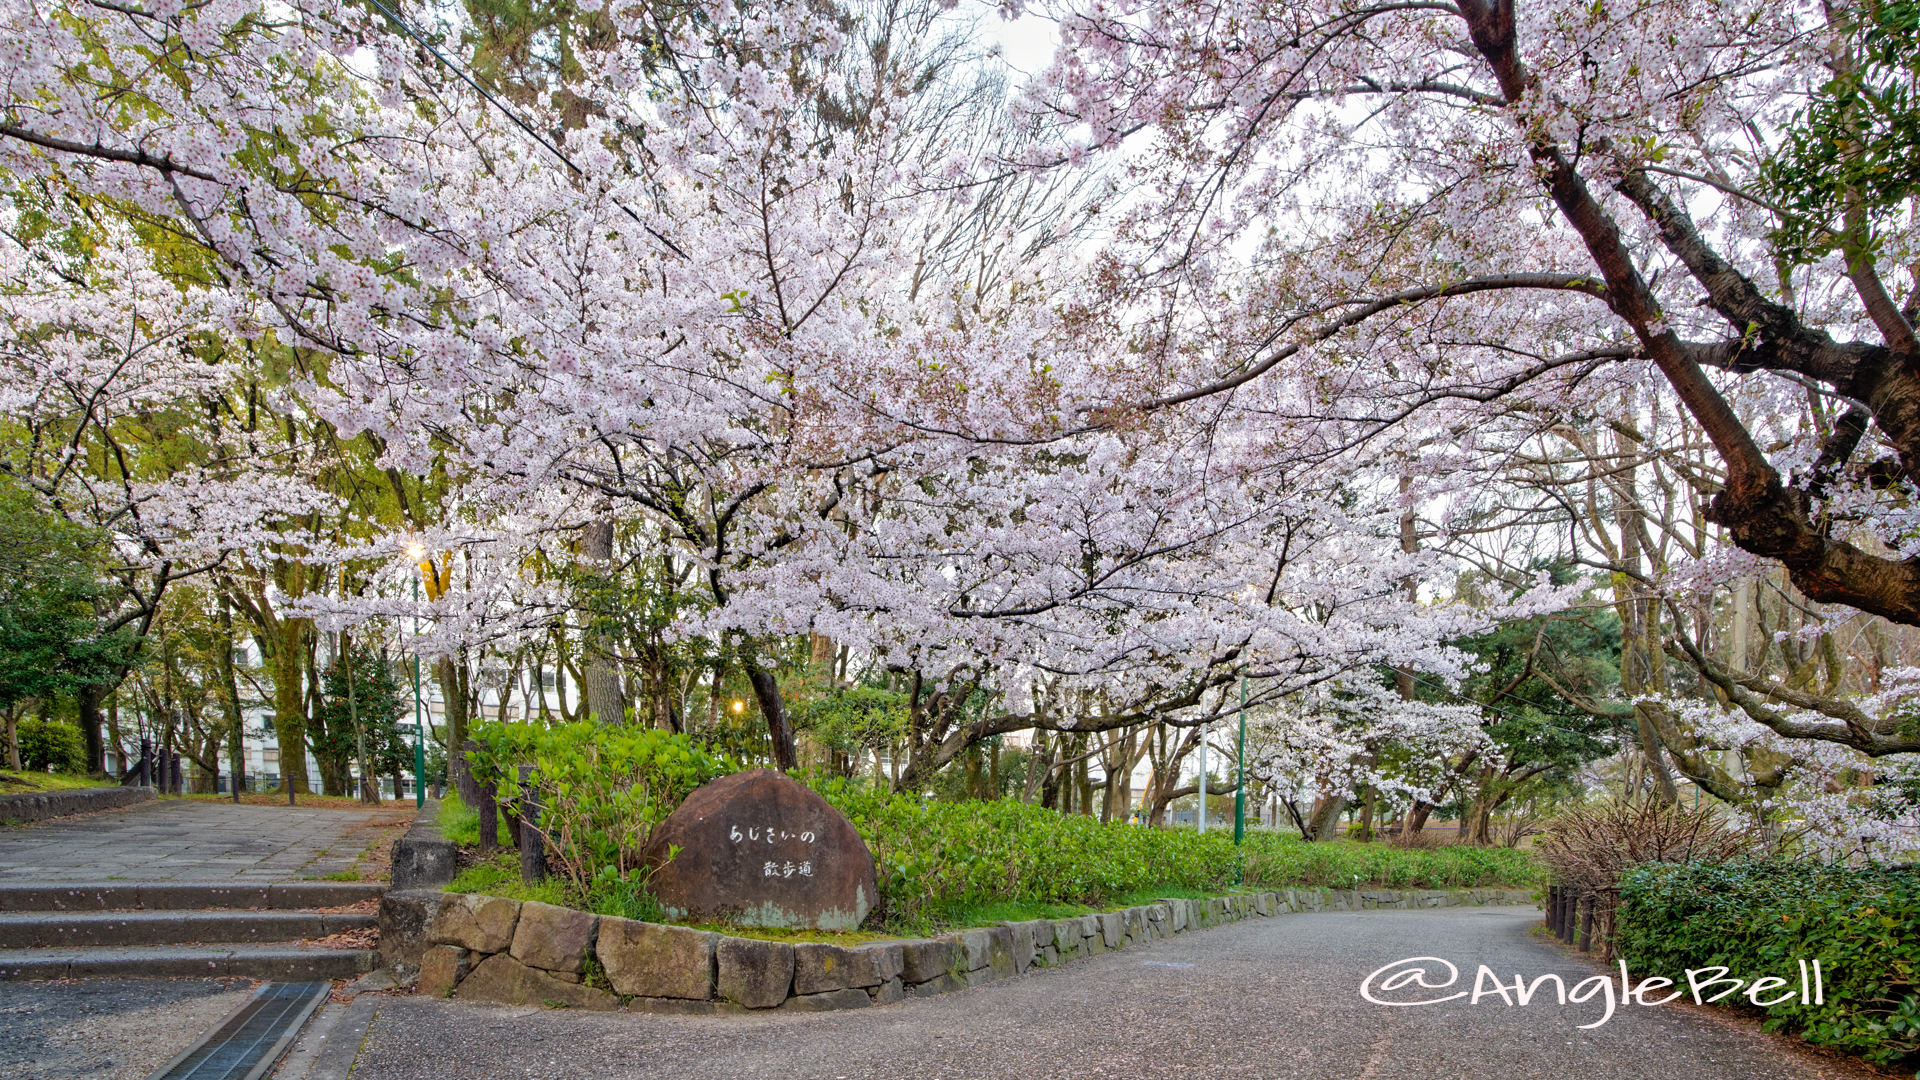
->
0 909 378 948
0 882 386 912
0 943 374 981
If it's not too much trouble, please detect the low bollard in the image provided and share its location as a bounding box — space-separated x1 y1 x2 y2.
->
470 739 499 854
518 765 548 885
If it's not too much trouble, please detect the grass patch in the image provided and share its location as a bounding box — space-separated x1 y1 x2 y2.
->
445 850 663 918
0 770 112 792
319 870 363 882
437 790 512 848
446 852 567 907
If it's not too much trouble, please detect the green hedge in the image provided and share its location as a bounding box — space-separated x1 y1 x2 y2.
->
468 721 734 887
1616 860 1920 1070
17 720 85 773
440 758 1538 931
1239 834 1539 891
819 781 1539 923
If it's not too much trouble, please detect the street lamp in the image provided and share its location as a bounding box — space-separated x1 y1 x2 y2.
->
408 544 426 808
1196 717 1206 834
1235 675 1247 845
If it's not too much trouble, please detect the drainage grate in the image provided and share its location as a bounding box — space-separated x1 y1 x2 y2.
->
149 981 331 1080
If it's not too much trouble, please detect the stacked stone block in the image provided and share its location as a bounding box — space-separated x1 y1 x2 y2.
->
402 886 1534 1012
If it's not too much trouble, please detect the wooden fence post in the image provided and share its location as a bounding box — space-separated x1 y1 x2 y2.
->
518 766 548 885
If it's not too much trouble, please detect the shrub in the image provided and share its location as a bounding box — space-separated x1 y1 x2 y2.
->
820 780 1235 922
17 719 85 773
1617 860 1920 1071
1536 793 1752 956
818 780 1541 924
1240 833 1539 892
468 721 735 887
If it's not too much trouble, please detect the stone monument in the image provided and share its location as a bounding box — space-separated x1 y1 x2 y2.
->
644 769 878 931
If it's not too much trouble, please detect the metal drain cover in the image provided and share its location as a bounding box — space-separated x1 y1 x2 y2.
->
148 981 331 1080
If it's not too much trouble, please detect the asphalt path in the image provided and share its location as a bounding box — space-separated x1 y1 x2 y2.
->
343 907 1878 1080
0 977 253 1080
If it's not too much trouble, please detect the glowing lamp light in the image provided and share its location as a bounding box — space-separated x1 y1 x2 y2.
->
731 700 745 714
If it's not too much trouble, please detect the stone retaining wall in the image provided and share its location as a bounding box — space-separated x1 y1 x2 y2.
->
401 886 1535 1013
0 785 154 825
389 800 457 891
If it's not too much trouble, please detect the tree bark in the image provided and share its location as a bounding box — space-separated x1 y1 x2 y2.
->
579 517 627 725
1306 794 1347 842
215 605 247 798
267 617 311 795
1612 432 1681 807
1457 0 1920 626
77 684 105 776
1402 800 1434 836
746 663 797 772
464 738 498 853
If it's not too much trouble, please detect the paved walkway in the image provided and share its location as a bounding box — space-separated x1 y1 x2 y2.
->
0 977 252 1080
342 907 1872 1080
0 801 413 883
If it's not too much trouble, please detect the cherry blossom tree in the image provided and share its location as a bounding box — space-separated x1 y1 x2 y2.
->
0 0 1564 800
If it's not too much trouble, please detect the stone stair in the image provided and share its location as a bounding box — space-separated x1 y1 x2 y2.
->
0 882 384 981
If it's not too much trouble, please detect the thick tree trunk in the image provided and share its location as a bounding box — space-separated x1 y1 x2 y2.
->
441 656 495 847
746 663 797 772
1021 729 1046 803
1040 736 1064 809
106 694 124 778
267 618 311 794
1402 800 1434 835
437 657 469 760
1613 437 1681 807
76 685 106 776
215 606 247 798
580 518 627 725
1452 0 1920 627
1306 794 1347 842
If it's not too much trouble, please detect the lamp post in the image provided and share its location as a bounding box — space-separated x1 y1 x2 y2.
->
410 545 426 808
1234 675 1247 845
1196 717 1206 833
